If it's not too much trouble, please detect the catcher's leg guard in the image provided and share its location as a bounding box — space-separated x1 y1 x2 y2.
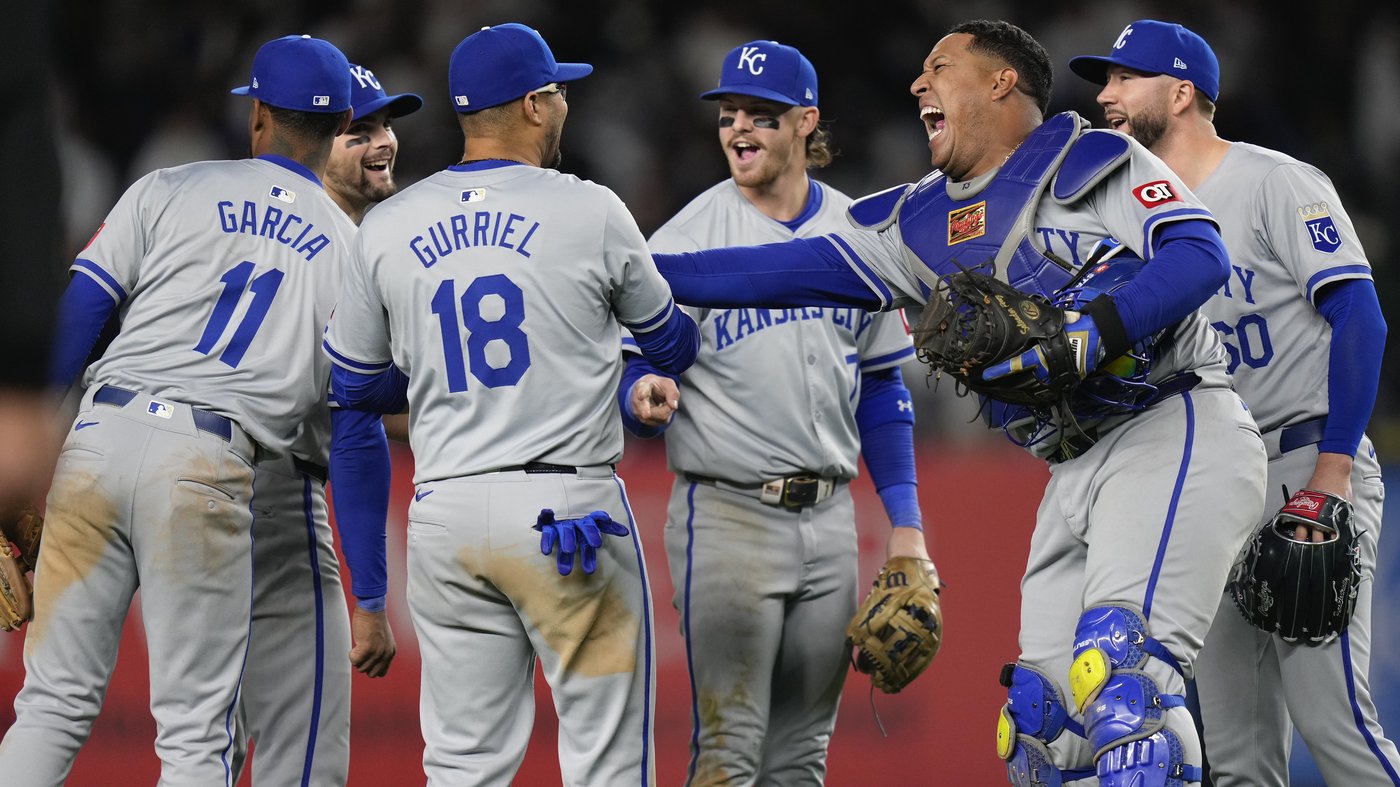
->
997 663 1094 786
1068 606 1203 786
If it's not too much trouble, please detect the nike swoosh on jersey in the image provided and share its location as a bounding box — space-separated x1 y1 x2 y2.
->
414 489 434 502
74 420 100 430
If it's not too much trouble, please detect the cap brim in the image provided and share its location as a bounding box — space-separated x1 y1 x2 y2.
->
230 85 253 96
353 93 424 121
1068 55 1117 86
553 62 593 82
699 85 799 106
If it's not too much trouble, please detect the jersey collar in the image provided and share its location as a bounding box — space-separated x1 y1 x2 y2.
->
255 154 323 186
448 159 528 173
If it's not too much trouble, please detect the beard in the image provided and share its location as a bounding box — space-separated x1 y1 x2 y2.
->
1123 103 1169 151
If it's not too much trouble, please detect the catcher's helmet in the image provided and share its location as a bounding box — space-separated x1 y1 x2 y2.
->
1231 491 1363 643
1052 249 1161 418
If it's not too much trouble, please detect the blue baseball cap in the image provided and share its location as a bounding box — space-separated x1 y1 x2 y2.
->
1069 20 1220 102
231 35 352 113
347 64 423 121
700 40 818 107
448 23 593 113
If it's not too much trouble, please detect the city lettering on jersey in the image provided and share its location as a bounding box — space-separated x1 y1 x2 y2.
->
216 200 331 262
712 307 873 351
1033 227 1085 267
1216 264 1257 304
410 211 541 268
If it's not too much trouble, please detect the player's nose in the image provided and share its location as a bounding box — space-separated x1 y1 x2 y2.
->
910 75 929 97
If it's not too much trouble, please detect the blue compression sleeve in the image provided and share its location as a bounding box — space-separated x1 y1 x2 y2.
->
330 363 409 414
855 366 921 529
617 353 678 438
1315 278 1386 456
1088 220 1229 360
329 407 391 602
51 274 119 388
653 236 885 311
628 306 699 374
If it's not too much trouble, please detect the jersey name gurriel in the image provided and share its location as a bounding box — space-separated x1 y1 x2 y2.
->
409 210 543 267
216 199 332 262
712 306 873 351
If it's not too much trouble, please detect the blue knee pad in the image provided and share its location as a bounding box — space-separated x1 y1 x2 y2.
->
1068 606 1201 786
998 663 1093 787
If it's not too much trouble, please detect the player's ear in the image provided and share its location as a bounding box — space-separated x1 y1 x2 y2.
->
795 106 820 138
990 66 1020 102
1169 79 1196 117
333 108 353 137
522 92 547 127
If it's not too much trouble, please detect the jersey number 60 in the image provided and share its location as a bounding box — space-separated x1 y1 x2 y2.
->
431 274 532 391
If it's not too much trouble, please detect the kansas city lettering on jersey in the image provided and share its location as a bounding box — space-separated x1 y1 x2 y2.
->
410 211 542 268
1216 264 1258 303
216 200 331 261
713 307 872 351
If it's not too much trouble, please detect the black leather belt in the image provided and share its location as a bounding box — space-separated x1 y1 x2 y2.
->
1279 416 1326 454
684 472 838 509
94 385 234 442
294 458 329 484
499 462 578 474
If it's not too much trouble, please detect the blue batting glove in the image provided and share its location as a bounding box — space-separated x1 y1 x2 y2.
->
534 509 632 576
982 312 1105 383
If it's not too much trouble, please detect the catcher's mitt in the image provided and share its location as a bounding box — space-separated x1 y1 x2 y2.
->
0 504 43 632
913 266 1075 407
845 557 943 693
1231 489 1361 643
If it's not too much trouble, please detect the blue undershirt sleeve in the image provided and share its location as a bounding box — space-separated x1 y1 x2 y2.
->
1092 220 1230 359
855 366 921 529
329 407 391 604
1314 278 1385 456
617 353 678 438
329 363 409 414
629 307 699 375
51 274 119 388
653 236 885 311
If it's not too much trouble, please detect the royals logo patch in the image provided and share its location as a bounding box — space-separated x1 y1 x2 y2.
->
948 201 986 245
1298 202 1342 253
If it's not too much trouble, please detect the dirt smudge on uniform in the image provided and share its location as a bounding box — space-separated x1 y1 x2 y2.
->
28 469 121 653
690 676 756 786
475 550 639 677
154 449 254 586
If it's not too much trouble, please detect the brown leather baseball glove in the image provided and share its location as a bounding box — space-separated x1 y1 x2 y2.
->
845 556 943 693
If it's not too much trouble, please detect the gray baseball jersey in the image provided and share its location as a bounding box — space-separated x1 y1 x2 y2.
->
812 119 1268 781
0 156 353 785
646 180 915 483
325 161 671 784
642 178 912 784
1190 142 1399 785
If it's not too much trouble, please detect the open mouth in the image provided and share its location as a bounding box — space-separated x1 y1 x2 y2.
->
1105 114 1128 131
732 141 760 163
920 105 945 140
364 159 390 173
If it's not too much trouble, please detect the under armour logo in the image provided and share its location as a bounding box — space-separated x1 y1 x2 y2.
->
738 45 767 75
897 400 913 412
1112 24 1134 50
350 65 382 90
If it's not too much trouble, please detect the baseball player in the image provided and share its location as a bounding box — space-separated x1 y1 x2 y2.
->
0 35 357 785
619 40 923 785
651 19 1272 785
322 23 699 785
1071 21 1399 785
230 62 422 786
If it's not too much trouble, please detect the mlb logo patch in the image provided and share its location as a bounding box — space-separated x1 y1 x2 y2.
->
313 95 330 107
270 185 296 204
1299 202 1342 253
460 188 487 203
147 401 174 420
947 201 987 245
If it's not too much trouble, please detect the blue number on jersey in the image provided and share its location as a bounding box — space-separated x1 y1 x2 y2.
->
194 260 285 367
1211 313 1275 374
431 274 532 391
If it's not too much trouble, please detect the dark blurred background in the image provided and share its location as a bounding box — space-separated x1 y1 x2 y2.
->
20 1 1400 784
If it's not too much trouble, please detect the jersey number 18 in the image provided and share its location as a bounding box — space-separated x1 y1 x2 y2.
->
431 274 532 391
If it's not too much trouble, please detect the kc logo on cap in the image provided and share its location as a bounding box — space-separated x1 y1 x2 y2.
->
1068 20 1220 103
701 40 819 107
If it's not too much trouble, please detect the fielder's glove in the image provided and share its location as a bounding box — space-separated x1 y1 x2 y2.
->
913 266 1097 407
1231 489 1362 643
845 556 943 693
534 509 630 576
0 504 44 632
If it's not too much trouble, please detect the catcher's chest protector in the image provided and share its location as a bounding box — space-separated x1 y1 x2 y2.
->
890 112 1130 298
